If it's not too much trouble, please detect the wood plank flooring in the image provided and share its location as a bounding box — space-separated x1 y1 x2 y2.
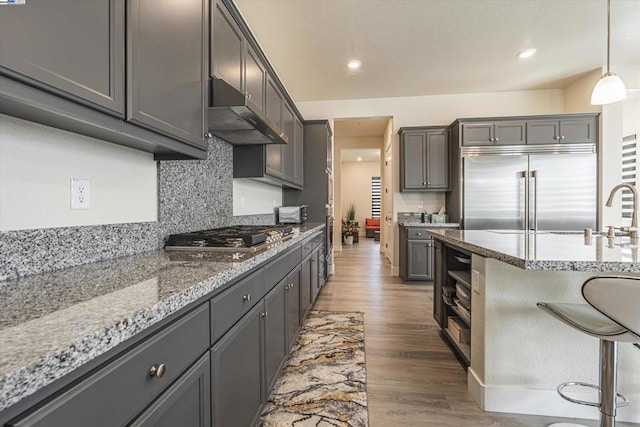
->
314 239 634 427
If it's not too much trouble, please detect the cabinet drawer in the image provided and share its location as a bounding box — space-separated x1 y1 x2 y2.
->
406 229 432 240
210 268 264 344
265 245 302 290
301 239 314 259
11 304 209 427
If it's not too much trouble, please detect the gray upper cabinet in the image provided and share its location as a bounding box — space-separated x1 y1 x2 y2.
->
462 121 525 146
0 0 125 116
456 114 598 147
400 127 450 192
244 44 267 112
527 116 597 144
293 118 305 187
127 0 207 148
210 0 243 93
282 103 296 182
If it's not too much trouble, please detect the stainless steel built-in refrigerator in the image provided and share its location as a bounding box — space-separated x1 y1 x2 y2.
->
461 145 597 230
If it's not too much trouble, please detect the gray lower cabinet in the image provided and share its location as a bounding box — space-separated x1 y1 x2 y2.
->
264 278 288 393
310 248 320 301
400 227 434 282
130 353 211 427
299 254 313 322
407 239 434 281
127 0 207 148
286 266 301 347
211 302 263 427
0 0 125 116
433 240 445 327
399 127 450 192
9 304 210 427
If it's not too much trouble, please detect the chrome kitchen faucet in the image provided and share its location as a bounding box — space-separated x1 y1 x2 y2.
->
605 183 638 240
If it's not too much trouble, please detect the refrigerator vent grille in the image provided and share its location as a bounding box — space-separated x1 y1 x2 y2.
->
462 143 596 157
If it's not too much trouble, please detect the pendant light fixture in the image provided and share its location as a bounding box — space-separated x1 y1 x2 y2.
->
591 0 627 105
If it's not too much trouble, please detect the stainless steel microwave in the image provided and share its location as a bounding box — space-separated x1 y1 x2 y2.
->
278 205 308 224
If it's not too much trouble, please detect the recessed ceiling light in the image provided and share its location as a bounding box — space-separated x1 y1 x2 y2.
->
357 156 362 161
518 49 537 59
348 60 361 69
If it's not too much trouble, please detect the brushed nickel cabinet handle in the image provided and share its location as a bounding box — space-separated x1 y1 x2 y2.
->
149 363 166 378
243 293 251 302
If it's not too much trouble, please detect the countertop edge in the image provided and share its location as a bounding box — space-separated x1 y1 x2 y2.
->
0 224 324 413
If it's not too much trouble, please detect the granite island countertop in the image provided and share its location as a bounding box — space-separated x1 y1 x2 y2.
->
0 224 324 413
428 229 640 272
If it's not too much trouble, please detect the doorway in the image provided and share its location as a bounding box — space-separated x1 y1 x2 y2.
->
333 116 392 263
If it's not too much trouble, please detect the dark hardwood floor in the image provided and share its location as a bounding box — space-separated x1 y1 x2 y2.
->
314 238 634 427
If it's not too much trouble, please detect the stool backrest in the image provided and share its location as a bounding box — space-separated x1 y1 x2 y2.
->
583 276 640 338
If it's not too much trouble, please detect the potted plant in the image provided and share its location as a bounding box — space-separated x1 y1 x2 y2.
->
342 204 359 245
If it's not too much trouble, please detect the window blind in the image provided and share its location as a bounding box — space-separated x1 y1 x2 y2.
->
371 177 381 219
621 134 638 220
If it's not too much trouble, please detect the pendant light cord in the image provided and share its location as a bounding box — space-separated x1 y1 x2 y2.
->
606 0 611 74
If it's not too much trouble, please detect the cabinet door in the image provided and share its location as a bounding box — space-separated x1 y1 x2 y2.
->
425 130 449 190
127 0 206 147
494 121 526 145
0 0 124 116
560 118 596 143
244 44 266 112
210 0 244 93
281 103 296 182
286 267 301 348
310 249 319 302
461 123 493 146
130 353 211 427
299 256 312 321
526 121 560 144
264 279 287 394
294 118 305 186
265 77 283 177
407 239 433 281
211 303 263 427
401 131 427 190
433 241 445 327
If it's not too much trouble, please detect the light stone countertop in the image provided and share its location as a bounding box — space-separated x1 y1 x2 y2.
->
398 222 460 228
0 224 324 413
427 229 640 272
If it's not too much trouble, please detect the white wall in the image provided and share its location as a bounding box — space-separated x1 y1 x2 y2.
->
232 179 281 215
341 161 380 236
0 115 157 231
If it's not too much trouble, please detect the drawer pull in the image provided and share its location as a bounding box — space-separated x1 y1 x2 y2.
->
149 363 167 378
261 311 269 317
243 293 252 302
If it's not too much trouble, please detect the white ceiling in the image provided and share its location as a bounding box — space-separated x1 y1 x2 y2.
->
334 117 390 137
234 0 640 103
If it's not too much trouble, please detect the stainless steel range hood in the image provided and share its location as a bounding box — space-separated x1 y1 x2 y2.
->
208 79 288 145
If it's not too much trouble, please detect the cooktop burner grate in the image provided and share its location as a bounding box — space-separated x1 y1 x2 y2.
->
165 225 293 249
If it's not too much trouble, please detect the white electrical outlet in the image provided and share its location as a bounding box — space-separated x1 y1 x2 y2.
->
71 179 91 210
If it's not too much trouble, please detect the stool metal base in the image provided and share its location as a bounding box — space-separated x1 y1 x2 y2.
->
548 424 590 427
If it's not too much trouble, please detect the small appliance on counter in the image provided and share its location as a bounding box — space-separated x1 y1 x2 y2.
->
277 205 308 224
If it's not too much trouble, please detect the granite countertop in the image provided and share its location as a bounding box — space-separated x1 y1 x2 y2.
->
0 224 324 412
399 222 460 228
428 229 640 272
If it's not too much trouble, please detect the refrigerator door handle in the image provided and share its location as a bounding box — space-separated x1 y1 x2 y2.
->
530 170 538 231
519 171 529 230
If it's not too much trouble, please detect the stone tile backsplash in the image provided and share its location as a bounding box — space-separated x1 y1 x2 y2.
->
0 137 275 281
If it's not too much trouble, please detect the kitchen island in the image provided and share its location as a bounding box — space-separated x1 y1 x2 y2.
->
428 229 640 423
0 224 325 426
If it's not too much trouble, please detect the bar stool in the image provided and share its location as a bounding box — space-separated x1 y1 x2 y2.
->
537 275 640 427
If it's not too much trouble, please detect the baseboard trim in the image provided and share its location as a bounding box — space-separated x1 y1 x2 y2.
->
391 266 399 276
467 368 640 423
